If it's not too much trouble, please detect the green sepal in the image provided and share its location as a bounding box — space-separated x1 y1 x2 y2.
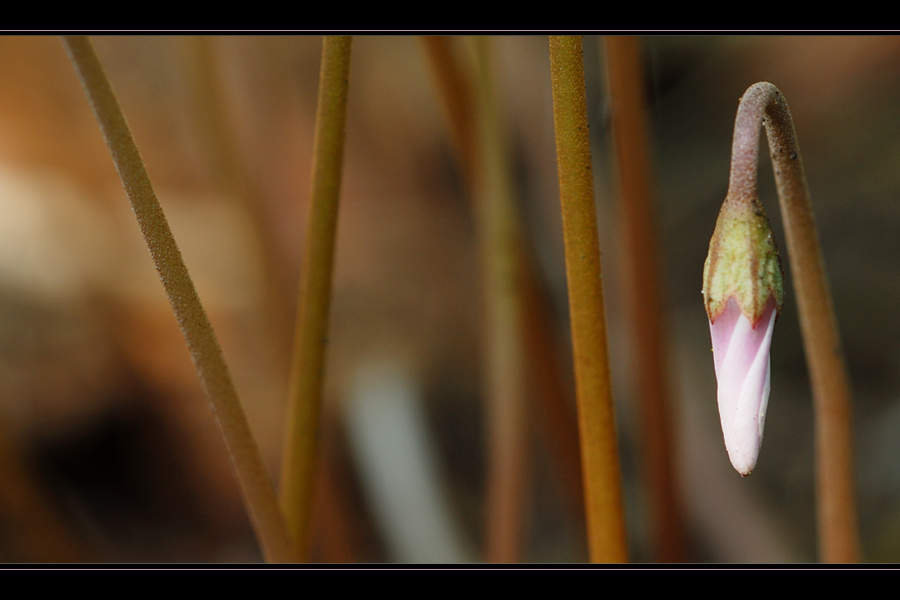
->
703 193 784 325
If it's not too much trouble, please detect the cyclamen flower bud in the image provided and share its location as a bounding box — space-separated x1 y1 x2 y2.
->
703 192 784 476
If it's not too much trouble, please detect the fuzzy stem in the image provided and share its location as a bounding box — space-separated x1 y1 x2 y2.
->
728 82 859 563
61 35 299 563
605 35 685 562
548 35 628 563
279 35 352 559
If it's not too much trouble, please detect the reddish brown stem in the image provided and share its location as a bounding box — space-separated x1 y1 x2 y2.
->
605 35 686 562
421 35 586 546
420 36 477 188
471 36 530 563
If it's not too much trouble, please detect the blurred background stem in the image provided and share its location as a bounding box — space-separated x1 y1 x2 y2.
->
549 35 628 563
419 37 477 188
178 36 294 357
605 35 686 562
279 35 352 560
471 36 530 563
423 35 587 561
0 423 88 561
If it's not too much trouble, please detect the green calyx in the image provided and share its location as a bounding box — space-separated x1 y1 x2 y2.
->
702 193 784 325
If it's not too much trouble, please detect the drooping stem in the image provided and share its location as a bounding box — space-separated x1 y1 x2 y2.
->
279 35 352 559
61 35 299 563
548 35 628 563
605 35 685 562
728 82 859 563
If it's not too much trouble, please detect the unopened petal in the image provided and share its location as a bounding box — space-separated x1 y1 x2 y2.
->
709 298 776 475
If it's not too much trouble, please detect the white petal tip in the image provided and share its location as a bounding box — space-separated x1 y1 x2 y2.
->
725 418 762 476
729 454 757 477
711 298 776 478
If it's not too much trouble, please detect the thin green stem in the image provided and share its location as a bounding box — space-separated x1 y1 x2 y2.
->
548 35 628 563
605 35 685 562
279 35 352 559
728 82 859 563
61 35 299 563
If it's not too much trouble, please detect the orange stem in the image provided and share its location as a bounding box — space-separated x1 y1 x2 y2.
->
548 35 628 563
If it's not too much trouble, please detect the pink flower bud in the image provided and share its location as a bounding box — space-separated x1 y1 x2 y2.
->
703 192 783 476
709 297 777 476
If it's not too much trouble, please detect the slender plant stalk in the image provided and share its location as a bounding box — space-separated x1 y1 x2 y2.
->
471 36 530 563
61 35 299 563
728 82 859 563
548 35 628 563
604 35 686 562
279 35 352 559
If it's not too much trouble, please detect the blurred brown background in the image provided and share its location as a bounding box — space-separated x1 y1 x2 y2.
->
0 35 897 563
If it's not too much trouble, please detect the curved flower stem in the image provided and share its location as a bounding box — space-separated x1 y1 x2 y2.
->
279 35 352 560
61 35 299 563
729 82 859 563
549 35 628 563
